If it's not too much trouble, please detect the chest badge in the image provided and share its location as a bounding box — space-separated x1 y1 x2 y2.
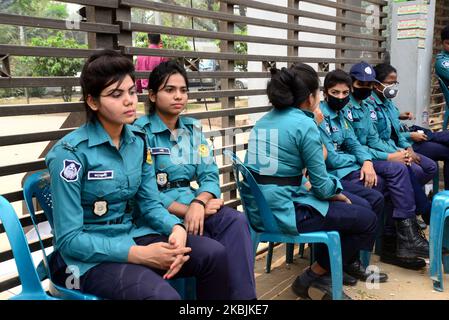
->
60 159 82 183
198 144 210 157
93 201 108 217
156 172 168 188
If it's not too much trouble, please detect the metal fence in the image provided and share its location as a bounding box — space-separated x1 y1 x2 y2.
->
0 0 387 295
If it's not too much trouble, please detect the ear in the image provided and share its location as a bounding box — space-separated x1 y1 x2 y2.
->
148 90 157 103
86 95 99 112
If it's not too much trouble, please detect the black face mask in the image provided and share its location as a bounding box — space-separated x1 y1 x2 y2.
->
327 95 350 111
352 87 372 101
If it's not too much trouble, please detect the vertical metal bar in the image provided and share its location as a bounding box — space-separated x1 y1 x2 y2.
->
219 1 236 202
336 0 346 70
287 0 300 66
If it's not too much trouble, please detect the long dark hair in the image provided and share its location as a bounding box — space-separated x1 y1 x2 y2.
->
146 60 189 114
267 63 319 110
80 49 135 122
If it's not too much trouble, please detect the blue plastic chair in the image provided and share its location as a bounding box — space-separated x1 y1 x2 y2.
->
23 170 196 300
429 190 449 291
433 162 440 195
0 195 57 300
437 76 449 131
224 150 343 300
23 170 99 300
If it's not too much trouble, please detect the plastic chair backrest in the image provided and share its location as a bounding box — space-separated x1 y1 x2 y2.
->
23 170 54 278
23 170 54 228
223 150 281 234
438 76 449 101
0 196 54 300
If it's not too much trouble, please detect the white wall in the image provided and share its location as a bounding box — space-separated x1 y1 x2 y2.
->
247 0 338 123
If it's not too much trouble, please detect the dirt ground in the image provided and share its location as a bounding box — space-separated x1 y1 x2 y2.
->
255 243 449 300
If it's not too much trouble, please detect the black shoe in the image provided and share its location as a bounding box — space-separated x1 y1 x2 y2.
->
417 218 427 230
344 260 388 283
307 276 352 300
395 218 429 258
312 271 357 286
343 272 358 286
380 235 426 270
291 269 352 300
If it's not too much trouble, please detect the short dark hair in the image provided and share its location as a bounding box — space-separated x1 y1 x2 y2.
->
80 49 135 122
442 25 449 42
373 63 397 83
267 63 319 110
148 33 161 45
147 60 189 114
323 69 352 93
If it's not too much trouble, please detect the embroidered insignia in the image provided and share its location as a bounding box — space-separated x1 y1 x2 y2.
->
198 144 210 157
347 110 353 121
60 159 82 183
370 110 377 120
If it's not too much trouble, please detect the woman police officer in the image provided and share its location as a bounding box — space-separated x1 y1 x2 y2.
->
134 60 256 300
244 64 380 300
45 50 230 300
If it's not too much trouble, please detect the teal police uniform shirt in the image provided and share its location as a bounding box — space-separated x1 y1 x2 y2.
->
245 107 342 234
45 120 181 276
319 100 372 179
436 50 449 87
134 113 221 208
365 93 412 150
342 95 398 160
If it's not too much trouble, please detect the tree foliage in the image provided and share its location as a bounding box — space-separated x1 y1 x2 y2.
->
21 32 86 101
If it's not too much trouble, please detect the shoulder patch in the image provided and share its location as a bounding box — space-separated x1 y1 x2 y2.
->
346 109 353 121
60 159 82 182
325 122 331 134
443 61 449 68
370 110 378 121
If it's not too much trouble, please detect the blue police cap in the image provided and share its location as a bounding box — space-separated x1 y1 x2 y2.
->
349 61 376 82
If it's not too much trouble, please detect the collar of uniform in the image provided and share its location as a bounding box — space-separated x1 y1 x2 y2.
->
133 114 151 130
320 100 338 119
371 91 393 109
349 95 363 109
301 109 315 119
86 120 135 148
146 113 171 134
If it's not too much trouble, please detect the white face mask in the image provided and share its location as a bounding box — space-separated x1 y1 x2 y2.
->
383 83 399 99
378 82 399 99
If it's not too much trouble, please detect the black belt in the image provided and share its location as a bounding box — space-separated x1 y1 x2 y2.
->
158 180 191 191
89 216 124 225
249 170 302 187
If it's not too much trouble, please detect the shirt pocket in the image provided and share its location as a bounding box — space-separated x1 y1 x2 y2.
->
351 120 366 144
81 178 121 202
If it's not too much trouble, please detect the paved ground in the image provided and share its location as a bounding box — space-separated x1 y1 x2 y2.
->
255 243 449 300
